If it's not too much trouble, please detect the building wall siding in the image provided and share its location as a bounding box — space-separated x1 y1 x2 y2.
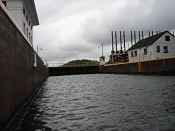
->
6 0 34 44
6 1 23 28
128 32 175 63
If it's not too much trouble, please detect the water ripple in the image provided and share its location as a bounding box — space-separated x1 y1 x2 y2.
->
18 74 175 131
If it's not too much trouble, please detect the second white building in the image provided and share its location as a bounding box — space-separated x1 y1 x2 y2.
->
128 31 175 63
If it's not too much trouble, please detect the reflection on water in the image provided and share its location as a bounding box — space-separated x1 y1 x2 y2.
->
17 74 175 131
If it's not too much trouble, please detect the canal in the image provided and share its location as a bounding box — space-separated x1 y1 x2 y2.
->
16 74 175 131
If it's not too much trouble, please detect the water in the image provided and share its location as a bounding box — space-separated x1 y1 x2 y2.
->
17 74 175 131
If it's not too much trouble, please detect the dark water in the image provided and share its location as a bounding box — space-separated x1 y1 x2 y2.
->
18 74 175 131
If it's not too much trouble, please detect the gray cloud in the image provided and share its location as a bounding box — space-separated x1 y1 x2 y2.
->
34 0 175 66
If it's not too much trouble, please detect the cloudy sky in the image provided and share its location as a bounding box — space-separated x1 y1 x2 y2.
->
34 0 175 66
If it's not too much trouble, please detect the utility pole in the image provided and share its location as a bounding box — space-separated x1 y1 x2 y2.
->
138 30 141 41
111 31 114 63
152 31 154 36
134 30 136 44
130 30 133 47
115 31 118 53
101 44 104 57
111 31 114 52
142 30 144 39
123 31 126 51
37 45 39 54
120 31 123 51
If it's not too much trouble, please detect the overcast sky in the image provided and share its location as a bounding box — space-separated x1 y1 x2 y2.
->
34 0 175 65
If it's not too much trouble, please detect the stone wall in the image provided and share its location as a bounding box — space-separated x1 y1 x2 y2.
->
0 4 48 126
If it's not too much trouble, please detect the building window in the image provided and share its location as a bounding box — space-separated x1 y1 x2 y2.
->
156 46 160 53
23 22 26 34
30 36 32 42
2 0 7 6
23 8 26 16
29 21 31 26
134 51 137 57
30 35 32 42
163 46 168 53
29 32 31 40
26 15 28 23
144 48 147 55
165 35 170 41
131 51 134 57
26 28 28 37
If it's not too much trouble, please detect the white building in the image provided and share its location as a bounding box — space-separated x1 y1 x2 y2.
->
2 0 39 45
128 31 175 63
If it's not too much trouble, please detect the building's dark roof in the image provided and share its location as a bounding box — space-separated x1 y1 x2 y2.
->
128 31 173 51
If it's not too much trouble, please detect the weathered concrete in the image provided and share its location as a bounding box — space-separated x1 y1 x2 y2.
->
49 66 99 76
0 4 48 127
100 58 175 75
49 58 175 76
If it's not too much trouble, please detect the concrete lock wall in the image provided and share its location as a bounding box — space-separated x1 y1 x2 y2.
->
0 4 48 126
49 66 100 76
100 58 175 75
49 58 175 76
100 63 138 74
137 58 175 74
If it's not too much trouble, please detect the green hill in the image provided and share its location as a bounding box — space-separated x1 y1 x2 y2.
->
63 59 99 67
